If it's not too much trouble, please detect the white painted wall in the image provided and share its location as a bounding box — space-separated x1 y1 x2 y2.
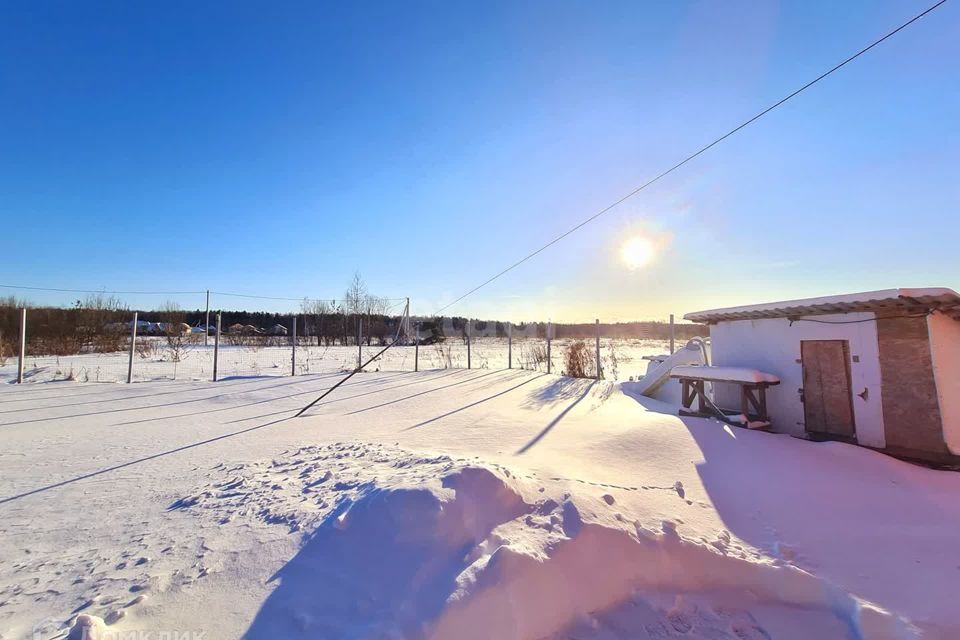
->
928 312 960 455
709 313 885 447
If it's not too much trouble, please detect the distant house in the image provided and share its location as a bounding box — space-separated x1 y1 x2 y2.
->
151 322 191 336
228 323 246 334
106 320 154 334
104 321 129 333
267 324 289 336
685 288 960 464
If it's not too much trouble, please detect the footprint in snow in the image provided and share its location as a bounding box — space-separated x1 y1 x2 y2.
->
731 621 772 640
668 610 693 633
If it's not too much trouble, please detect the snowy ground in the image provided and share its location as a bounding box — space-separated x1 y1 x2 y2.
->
0 337 671 385
1 370 958 639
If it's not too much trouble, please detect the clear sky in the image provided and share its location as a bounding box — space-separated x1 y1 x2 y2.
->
1 1 957 322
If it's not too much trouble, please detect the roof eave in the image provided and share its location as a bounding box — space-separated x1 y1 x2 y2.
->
684 289 960 324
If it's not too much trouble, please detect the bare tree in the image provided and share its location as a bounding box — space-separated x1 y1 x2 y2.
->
301 298 332 316
364 294 389 315
343 272 367 315
301 298 333 346
79 292 125 313
161 300 191 365
1 295 29 309
362 294 393 345
76 292 128 352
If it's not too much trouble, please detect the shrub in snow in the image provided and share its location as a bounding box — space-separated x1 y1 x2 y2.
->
563 340 595 379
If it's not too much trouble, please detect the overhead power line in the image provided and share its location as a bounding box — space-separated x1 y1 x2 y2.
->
210 291 299 301
0 284 204 296
0 283 407 304
435 0 949 314
211 291 407 302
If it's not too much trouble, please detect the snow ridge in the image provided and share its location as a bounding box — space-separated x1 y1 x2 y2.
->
164 443 915 640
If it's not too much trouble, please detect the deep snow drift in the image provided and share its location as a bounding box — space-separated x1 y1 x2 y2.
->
1 369 958 639
177 446 901 640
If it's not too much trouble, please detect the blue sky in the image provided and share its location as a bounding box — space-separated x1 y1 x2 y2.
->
1 1 957 321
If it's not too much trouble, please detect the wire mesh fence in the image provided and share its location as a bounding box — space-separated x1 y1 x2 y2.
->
0 291 701 385
2 327 684 385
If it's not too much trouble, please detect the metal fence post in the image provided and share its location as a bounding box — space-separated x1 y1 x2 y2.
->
213 312 221 382
291 315 297 376
669 313 675 354
414 321 420 372
507 322 512 369
17 307 26 384
127 311 138 384
203 290 209 347
467 320 471 369
357 317 362 370
546 320 552 374
595 318 601 380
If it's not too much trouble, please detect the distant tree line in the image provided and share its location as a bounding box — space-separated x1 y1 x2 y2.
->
0 273 704 358
0 274 406 357
413 317 703 343
297 272 399 346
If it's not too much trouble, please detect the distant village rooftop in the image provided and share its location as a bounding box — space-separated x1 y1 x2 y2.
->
685 287 960 324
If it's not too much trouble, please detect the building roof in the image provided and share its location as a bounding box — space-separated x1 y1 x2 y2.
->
684 288 960 324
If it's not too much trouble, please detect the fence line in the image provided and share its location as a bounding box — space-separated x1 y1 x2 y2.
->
127 312 138 384
213 312 221 382
2 307 692 385
17 307 26 384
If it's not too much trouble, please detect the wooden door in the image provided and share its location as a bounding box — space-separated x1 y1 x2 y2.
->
801 340 856 437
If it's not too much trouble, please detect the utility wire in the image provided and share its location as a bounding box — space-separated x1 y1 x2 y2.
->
0 284 204 296
435 0 949 314
0 284 406 304
296 299 411 417
209 291 307 302
788 311 932 326
212 291 407 302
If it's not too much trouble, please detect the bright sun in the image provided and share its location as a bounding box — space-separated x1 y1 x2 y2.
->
620 235 656 270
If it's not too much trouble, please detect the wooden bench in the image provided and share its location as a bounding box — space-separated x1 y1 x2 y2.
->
670 366 780 429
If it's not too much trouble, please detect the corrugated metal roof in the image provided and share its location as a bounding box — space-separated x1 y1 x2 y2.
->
684 288 960 324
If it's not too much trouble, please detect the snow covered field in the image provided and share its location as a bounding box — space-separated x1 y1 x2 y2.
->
0 337 672 384
2 370 958 639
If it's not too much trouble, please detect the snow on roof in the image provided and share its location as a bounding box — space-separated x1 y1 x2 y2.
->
684 288 960 324
670 365 780 384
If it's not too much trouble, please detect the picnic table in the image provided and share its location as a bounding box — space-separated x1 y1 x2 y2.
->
670 365 780 429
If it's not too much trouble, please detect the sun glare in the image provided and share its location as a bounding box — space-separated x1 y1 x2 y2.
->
620 235 656 270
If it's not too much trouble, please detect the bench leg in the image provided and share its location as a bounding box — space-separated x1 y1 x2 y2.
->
757 386 768 422
742 385 770 423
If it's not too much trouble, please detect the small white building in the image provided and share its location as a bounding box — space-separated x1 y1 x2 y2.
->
685 288 960 464
268 324 289 336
